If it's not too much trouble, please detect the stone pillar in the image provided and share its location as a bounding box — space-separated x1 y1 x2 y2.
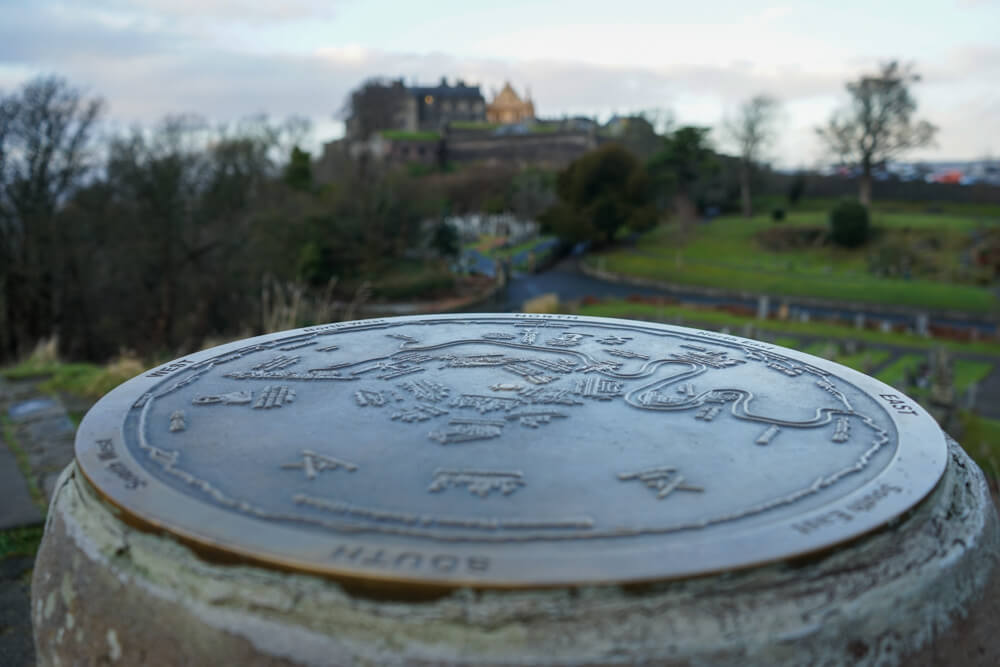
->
916 313 930 338
33 439 1000 666
756 295 769 320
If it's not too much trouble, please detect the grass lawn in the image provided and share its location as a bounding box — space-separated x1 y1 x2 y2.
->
755 336 893 373
585 205 999 314
867 356 990 395
783 339 891 372
449 121 499 131
0 415 46 509
803 341 833 357
954 359 994 393
466 235 558 272
961 412 1000 480
875 354 924 389
2 358 144 399
465 235 506 253
379 130 440 142
368 259 455 300
836 348 891 373
493 235 556 260
0 524 44 559
758 197 1000 219
773 337 800 349
572 299 1000 356
529 124 562 134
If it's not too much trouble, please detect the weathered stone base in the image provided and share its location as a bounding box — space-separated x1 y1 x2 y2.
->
32 438 1000 666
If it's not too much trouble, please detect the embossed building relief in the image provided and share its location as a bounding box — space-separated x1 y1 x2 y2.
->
428 469 525 497
75 314 948 588
618 466 704 500
282 450 358 480
193 390 253 405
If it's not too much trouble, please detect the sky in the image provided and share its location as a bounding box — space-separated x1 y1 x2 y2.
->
1 0 998 168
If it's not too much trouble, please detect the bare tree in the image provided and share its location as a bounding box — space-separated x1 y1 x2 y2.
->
102 114 281 352
723 95 780 218
280 115 313 153
0 76 103 359
816 61 936 206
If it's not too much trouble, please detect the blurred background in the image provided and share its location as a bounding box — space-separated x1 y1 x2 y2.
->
1 2 999 658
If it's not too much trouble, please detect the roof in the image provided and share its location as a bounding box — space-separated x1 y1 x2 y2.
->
407 78 484 100
493 82 524 105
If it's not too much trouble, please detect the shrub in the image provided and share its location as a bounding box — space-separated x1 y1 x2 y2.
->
771 208 785 222
372 267 455 301
430 221 459 258
829 200 870 248
297 241 334 286
787 172 806 206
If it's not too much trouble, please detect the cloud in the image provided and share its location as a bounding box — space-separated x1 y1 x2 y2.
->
313 47 845 112
923 44 1000 84
0 39 878 166
0 3 185 63
77 0 343 25
0 3 993 165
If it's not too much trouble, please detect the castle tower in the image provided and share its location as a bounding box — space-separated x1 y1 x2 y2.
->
486 82 536 125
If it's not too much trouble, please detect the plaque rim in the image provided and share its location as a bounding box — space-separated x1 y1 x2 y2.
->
74 313 949 589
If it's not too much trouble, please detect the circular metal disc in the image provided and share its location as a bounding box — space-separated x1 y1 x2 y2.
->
75 314 948 588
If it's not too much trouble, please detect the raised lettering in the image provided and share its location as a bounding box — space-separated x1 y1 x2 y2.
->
95 439 116 461
467 556 490 572
431 555 459 572
394 553 423 569
330 545 364 562
879 393 918 415
146 359 191 378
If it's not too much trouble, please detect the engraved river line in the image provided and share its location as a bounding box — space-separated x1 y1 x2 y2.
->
124 318 892 543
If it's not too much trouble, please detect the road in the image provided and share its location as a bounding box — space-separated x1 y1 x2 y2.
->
486 257 997 337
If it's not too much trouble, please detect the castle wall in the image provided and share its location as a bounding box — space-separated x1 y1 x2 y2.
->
445 131 597 167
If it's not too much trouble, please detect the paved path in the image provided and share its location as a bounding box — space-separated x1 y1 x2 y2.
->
2 381 77 509
500 257 671 310
0 380 47 531
0 376 88 667
0 554 35 667
0 260 998 664
498 257 998 336
496 259 1000 416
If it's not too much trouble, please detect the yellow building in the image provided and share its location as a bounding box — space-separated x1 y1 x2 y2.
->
486 82 536 125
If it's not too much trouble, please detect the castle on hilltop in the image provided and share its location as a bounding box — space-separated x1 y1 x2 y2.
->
326 77 599 176
345 78 537 139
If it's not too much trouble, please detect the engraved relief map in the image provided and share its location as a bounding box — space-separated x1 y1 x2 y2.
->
77 315 947 586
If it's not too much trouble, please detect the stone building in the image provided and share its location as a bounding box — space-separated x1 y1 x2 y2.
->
345 78 487 139
486 82 536 125
406 78 487 131
331 76 597 173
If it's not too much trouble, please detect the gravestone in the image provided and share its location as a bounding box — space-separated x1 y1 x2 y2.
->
915 313 930 338
32 314 1000 665
755 295 769 320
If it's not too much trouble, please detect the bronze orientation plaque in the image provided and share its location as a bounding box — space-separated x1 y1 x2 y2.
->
75 314 948 588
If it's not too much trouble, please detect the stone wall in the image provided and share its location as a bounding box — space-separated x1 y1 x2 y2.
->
445 131 597 167
31 438 1000 665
